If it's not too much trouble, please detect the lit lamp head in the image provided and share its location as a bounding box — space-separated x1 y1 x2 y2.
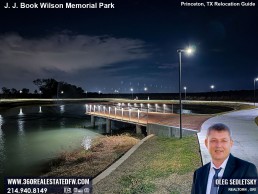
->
255 78 258 82
130 88 133 92
186 47 193 55
210 85 215 89
177 46 195 55
183 86 187 90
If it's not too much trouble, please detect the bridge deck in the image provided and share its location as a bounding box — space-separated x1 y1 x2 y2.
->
86 111 211 131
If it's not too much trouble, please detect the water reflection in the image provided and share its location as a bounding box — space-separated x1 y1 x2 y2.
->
39 106 42 113
18 119 25 136
0 115 3 130
60 105 65 113
176 109 193 114
0 115 5 175
182 109 192 114
18 108 24 116
17 118 26 167
0 104 100 189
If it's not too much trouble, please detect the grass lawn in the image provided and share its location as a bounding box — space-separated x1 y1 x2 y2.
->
94 135 201 194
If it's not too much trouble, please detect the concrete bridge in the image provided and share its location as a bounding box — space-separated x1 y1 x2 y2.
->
85 102 205 138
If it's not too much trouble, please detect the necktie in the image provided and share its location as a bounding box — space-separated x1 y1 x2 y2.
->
210 167 222 194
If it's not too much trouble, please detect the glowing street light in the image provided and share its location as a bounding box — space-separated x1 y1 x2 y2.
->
183 86 187 100
210 85 215 101
186 47 193 55
130 88 134 100
254 78 258 105
144 87 149 100
114 89 119 98
177 46 195 139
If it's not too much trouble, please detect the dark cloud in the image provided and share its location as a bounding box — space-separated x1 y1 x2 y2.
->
0 33 150 89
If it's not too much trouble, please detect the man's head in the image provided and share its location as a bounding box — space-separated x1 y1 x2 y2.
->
205 123 233 166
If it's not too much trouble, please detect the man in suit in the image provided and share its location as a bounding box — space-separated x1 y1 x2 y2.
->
191 123 258 194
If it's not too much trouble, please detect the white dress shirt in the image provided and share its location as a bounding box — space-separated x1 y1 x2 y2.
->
206 156 229 194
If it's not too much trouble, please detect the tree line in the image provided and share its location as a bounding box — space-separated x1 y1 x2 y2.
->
1 78 86 98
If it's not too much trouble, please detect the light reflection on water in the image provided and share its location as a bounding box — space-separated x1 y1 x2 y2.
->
18 108 24 116
0 104 102 182
182 109 192 114
60 105 65 113
0 115 5 175
18 119 25 135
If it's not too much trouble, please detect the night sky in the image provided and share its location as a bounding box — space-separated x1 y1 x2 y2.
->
0 0 257 93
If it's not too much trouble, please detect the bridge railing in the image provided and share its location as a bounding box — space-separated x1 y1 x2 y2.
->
85 103 176 124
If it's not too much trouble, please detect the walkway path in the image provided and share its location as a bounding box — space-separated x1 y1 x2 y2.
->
198 108 258 167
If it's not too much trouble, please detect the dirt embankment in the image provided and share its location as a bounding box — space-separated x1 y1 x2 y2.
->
41 135 140 177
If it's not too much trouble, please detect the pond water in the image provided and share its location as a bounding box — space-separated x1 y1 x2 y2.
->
0 104 103 191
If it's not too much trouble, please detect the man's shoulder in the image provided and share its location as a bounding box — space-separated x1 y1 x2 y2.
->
231 155 256 168
226 155 258 178
194 162 210 174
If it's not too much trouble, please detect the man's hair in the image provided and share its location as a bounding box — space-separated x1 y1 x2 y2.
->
206 123 232 138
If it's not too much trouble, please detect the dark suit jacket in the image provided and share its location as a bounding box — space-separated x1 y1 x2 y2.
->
191 154 258 194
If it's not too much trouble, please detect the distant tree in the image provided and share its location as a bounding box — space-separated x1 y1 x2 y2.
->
11 88 18 94
33 78 85 98
33 79 43 88
21 88 30 94
2 87 10 94
34 90 38 94
33 78 58 97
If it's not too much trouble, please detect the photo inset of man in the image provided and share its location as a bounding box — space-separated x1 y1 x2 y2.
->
191 123 258 194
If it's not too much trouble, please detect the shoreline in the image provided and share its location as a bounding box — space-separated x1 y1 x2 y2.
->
41 134 141 178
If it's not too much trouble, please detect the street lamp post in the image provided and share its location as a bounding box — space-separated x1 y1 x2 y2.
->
254 78 258 106
177 47 194 139
144 87 149 100
210 85 215 101
130 88 134 100
183 86 187 100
